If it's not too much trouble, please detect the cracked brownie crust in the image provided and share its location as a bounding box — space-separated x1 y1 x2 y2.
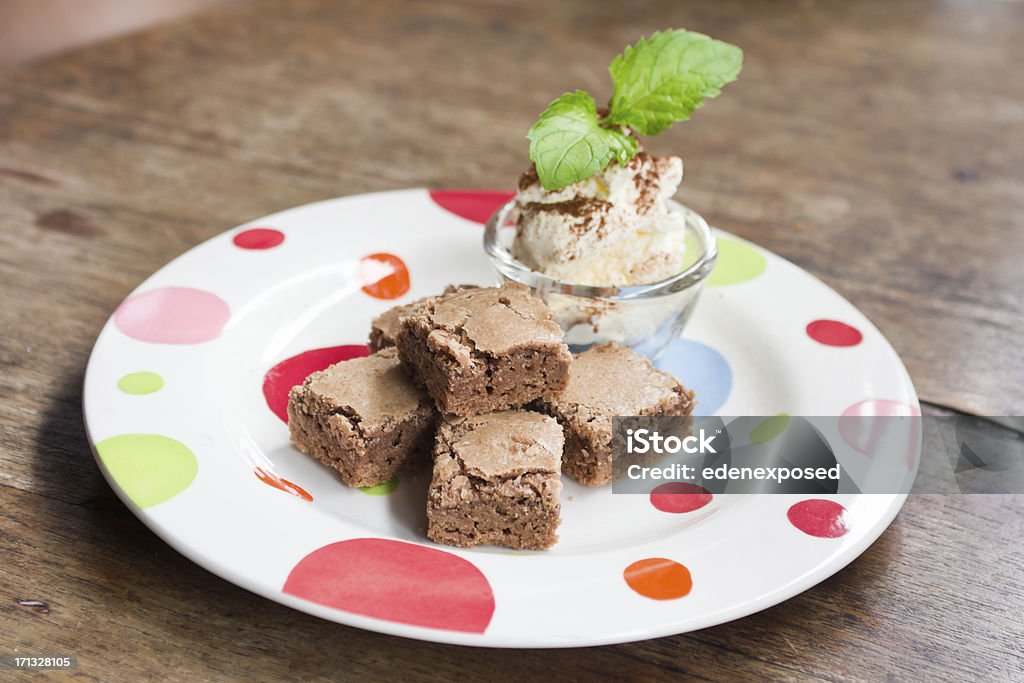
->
538 342 696 487
427 411 563 550
287 348 437 487
368 285 479 352
395 283 572 416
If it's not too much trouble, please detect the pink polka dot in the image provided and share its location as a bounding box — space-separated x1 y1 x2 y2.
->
649 483 712 513
841 399 920 418
263 345 370 422
115 286 230 344
839 399 921 468
233 228 284 250
806 320 863 347
428 190 515 224
283 538 495 633
787 499 849 538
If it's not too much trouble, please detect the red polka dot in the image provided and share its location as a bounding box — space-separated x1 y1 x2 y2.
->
428 190 515 224
115 286 230 344
359 253 410 300
806 320 863 347
283 539 495 633
255 467 313 502
263 345 369 422
233 228 284 250
649 483 712 514
624 558 693 600
787 499 849 538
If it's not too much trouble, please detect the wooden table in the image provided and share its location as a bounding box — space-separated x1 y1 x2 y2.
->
1 0 1021 679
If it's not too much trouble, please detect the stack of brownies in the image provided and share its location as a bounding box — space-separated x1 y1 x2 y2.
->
287 282 696 550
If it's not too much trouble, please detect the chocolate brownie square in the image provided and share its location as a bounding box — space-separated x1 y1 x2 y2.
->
287 347 437 487
427 410 563 550
369 298 426 353
395 282 572 415
368 285 478 352
538 342 696 487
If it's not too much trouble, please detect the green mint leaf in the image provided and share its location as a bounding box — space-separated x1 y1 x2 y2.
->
607 29 742 135
527 91 639 191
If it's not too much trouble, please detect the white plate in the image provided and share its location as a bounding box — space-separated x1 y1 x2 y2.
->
83 189 919 647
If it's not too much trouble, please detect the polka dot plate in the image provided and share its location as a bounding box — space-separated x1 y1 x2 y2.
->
83 189 919 647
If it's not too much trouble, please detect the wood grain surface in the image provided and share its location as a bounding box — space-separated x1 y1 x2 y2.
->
1 0 1021 680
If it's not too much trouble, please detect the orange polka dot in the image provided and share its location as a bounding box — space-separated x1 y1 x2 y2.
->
255 467 313 502
624 558 693 600
360 253 410 300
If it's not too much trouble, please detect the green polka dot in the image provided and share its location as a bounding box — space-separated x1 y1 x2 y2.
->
95 434 197 508
359 477 399 496
708 237 767 286
750 414 790 444
117 371 164 395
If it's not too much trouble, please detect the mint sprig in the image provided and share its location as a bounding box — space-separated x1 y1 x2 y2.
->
607 30 743 135
526 91 638 193
527 28 742 190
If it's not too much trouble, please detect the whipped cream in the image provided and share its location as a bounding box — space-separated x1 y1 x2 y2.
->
512 152 686 286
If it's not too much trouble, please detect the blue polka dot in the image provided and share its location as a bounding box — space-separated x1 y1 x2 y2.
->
655 340 732 416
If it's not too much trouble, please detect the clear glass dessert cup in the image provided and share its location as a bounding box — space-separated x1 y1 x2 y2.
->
483 199 717 360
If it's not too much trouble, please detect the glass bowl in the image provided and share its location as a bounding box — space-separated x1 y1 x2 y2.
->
483 199 717 359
